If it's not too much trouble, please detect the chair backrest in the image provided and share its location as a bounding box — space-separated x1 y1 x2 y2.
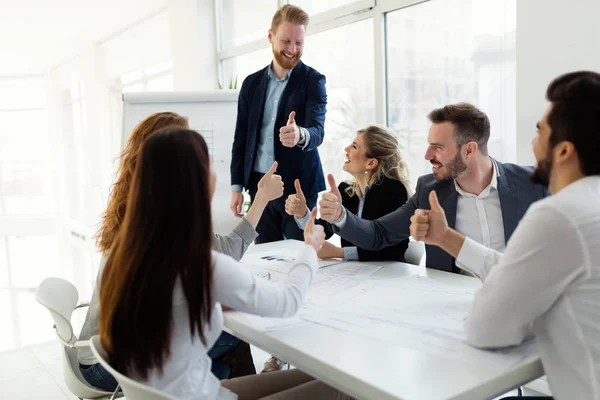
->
404 239 425 266
35 277 79 345
36 277 115 399
90 335 176 400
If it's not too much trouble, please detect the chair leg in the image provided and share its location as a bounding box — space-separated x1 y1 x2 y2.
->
109 384 121 400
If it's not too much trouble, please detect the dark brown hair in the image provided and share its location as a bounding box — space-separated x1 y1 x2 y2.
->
428 103 491 155
99 128 213 378
546 71 600 176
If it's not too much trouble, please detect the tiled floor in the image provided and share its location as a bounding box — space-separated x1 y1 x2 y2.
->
0 341 74 400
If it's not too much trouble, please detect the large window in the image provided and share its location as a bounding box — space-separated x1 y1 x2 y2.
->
0 79 58 349
221 47 273 88
293 0 373 17
62 82 86 221
219 0 278 50
120 60 174 93
386 0 516 178
217 0 517 185
302 18 375 184
7 236 60 288
0 82 53 215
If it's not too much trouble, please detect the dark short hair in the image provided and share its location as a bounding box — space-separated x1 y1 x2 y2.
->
428 103 491 155
546 71 600 176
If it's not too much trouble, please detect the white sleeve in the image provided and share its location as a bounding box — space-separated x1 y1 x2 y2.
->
212 245 318 318
456 237 503 281
464 204 585 349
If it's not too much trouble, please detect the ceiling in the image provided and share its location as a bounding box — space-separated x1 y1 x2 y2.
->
0 0 167 76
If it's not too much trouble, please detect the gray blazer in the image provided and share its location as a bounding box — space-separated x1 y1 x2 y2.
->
77 217 258 364
330 161 548 272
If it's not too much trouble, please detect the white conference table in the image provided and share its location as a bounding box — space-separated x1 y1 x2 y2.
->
223 240 544 400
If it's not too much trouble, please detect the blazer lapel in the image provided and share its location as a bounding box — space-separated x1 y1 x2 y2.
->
250 66 270 146
439 180 458 230
495 160 518 243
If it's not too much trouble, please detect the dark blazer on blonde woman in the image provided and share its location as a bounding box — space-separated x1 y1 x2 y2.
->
323 176 409 262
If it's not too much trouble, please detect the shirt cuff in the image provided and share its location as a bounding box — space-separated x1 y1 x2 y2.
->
296 127 310 150
235 217 259 244
294 207 311 230
231 184 243 192
343 246 359 261
331 207 347 228
455 237 489 281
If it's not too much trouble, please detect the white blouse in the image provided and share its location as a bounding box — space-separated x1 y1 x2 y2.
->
133 245 318 399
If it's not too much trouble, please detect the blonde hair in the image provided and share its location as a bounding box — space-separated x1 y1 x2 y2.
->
346 125 413 197
271 4 309 33
95 112 189 252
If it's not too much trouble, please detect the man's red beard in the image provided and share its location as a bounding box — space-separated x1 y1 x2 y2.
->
272 46 302 69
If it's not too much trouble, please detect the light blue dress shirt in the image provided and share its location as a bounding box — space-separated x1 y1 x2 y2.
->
232 64 310 192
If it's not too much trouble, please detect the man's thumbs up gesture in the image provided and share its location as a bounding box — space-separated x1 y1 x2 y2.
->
279 111 301 147
410 190 449 245
319 174 343 222
285 179 308 218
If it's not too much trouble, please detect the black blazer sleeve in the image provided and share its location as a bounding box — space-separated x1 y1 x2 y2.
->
230 77 251 187
302 74 327 151
346 179 410 262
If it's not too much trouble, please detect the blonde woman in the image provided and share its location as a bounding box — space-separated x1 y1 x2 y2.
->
287 125 412 262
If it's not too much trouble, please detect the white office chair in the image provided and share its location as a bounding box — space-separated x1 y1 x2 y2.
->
90 335 176 400
404 239 425 266
35 277 120 400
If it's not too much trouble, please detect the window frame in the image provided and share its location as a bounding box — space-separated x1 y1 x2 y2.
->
215 0 425 126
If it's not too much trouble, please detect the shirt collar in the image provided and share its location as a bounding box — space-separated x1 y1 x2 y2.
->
354 184 371 199
268 62 294 82
454 158 499 198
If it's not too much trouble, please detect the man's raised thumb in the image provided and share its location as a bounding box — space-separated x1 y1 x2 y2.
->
429 190 443 212
294 179 304 197
287 111 296 125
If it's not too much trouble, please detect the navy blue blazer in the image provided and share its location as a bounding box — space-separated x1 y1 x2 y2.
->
331 161 549 272
230 61 327 200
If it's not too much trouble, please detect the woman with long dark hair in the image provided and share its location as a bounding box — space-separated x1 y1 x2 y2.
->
78 112 283 391
99 127 351 399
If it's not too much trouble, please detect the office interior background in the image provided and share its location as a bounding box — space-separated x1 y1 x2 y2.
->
0 0 598 398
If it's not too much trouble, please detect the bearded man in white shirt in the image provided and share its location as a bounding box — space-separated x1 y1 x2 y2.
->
410 70 600 400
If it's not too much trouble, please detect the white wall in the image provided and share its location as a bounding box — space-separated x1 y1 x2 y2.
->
43 0 219 245
516 0 600 165
168 0 219 90
102 9 171 79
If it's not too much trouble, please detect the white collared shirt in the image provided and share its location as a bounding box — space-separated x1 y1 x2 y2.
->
454 159 506 256
456 176 600 400
135 247 318 400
